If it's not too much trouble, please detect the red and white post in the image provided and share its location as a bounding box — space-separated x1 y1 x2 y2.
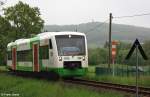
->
112 41 117 64
111 40 118 76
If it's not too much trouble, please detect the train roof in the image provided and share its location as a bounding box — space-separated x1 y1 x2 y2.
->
7 42 14 47
7 31 86 47
37 31 85 37
15 39 30 45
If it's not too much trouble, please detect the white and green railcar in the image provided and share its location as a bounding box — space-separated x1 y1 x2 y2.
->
7 32 88 77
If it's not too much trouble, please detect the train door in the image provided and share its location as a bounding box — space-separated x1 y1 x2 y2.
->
33 43 40 72
12 47 16 70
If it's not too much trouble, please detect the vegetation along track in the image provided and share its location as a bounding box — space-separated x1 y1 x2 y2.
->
64 78 150 96
1 70 150 96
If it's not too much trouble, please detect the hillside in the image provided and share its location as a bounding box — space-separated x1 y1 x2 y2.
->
44 22 150 47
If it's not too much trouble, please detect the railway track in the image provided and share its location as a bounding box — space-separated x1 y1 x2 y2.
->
1 70 150 96
64 78 150 96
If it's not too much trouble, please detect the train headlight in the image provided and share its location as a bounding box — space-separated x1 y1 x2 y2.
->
82 56 85 61
59 56 62 61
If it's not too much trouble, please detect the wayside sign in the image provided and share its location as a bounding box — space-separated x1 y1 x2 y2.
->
125 39 148 60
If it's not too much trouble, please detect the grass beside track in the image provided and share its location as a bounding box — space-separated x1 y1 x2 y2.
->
85 66 150 88
0 72 132 97
85 74 150 87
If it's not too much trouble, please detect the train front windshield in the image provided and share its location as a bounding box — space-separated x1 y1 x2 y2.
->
55 35 85 56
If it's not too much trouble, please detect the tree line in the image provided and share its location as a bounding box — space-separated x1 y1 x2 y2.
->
89 41 150 66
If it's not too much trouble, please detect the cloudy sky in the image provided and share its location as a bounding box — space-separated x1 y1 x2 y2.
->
2 0 150 28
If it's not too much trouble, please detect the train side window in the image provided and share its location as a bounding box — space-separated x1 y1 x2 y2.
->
17 50 33 62
49 39 53 49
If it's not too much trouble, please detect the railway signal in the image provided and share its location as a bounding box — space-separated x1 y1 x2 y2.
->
125 39 148 97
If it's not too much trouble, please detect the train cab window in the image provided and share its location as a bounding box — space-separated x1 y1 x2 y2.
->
49 39 53 49
7 51 12 60
55 35 85 56
40 45 49 59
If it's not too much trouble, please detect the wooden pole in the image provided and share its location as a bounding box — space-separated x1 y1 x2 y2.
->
108 13 112 68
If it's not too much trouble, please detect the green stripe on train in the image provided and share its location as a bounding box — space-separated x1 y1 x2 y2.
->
41 67 88 76
16 66 33 71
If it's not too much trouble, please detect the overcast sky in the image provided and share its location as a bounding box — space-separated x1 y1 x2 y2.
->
2 0 150 28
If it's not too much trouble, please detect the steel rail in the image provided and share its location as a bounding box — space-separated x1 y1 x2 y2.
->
64 78 150 96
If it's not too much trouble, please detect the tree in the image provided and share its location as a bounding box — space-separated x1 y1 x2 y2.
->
3 1 44 39
0 1 44 65
0 16 12 65
115 41 145 66
88 48 108 65
143 40 150 65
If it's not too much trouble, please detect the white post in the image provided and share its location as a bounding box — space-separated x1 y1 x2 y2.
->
136 45 139 97
112 60 114 76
